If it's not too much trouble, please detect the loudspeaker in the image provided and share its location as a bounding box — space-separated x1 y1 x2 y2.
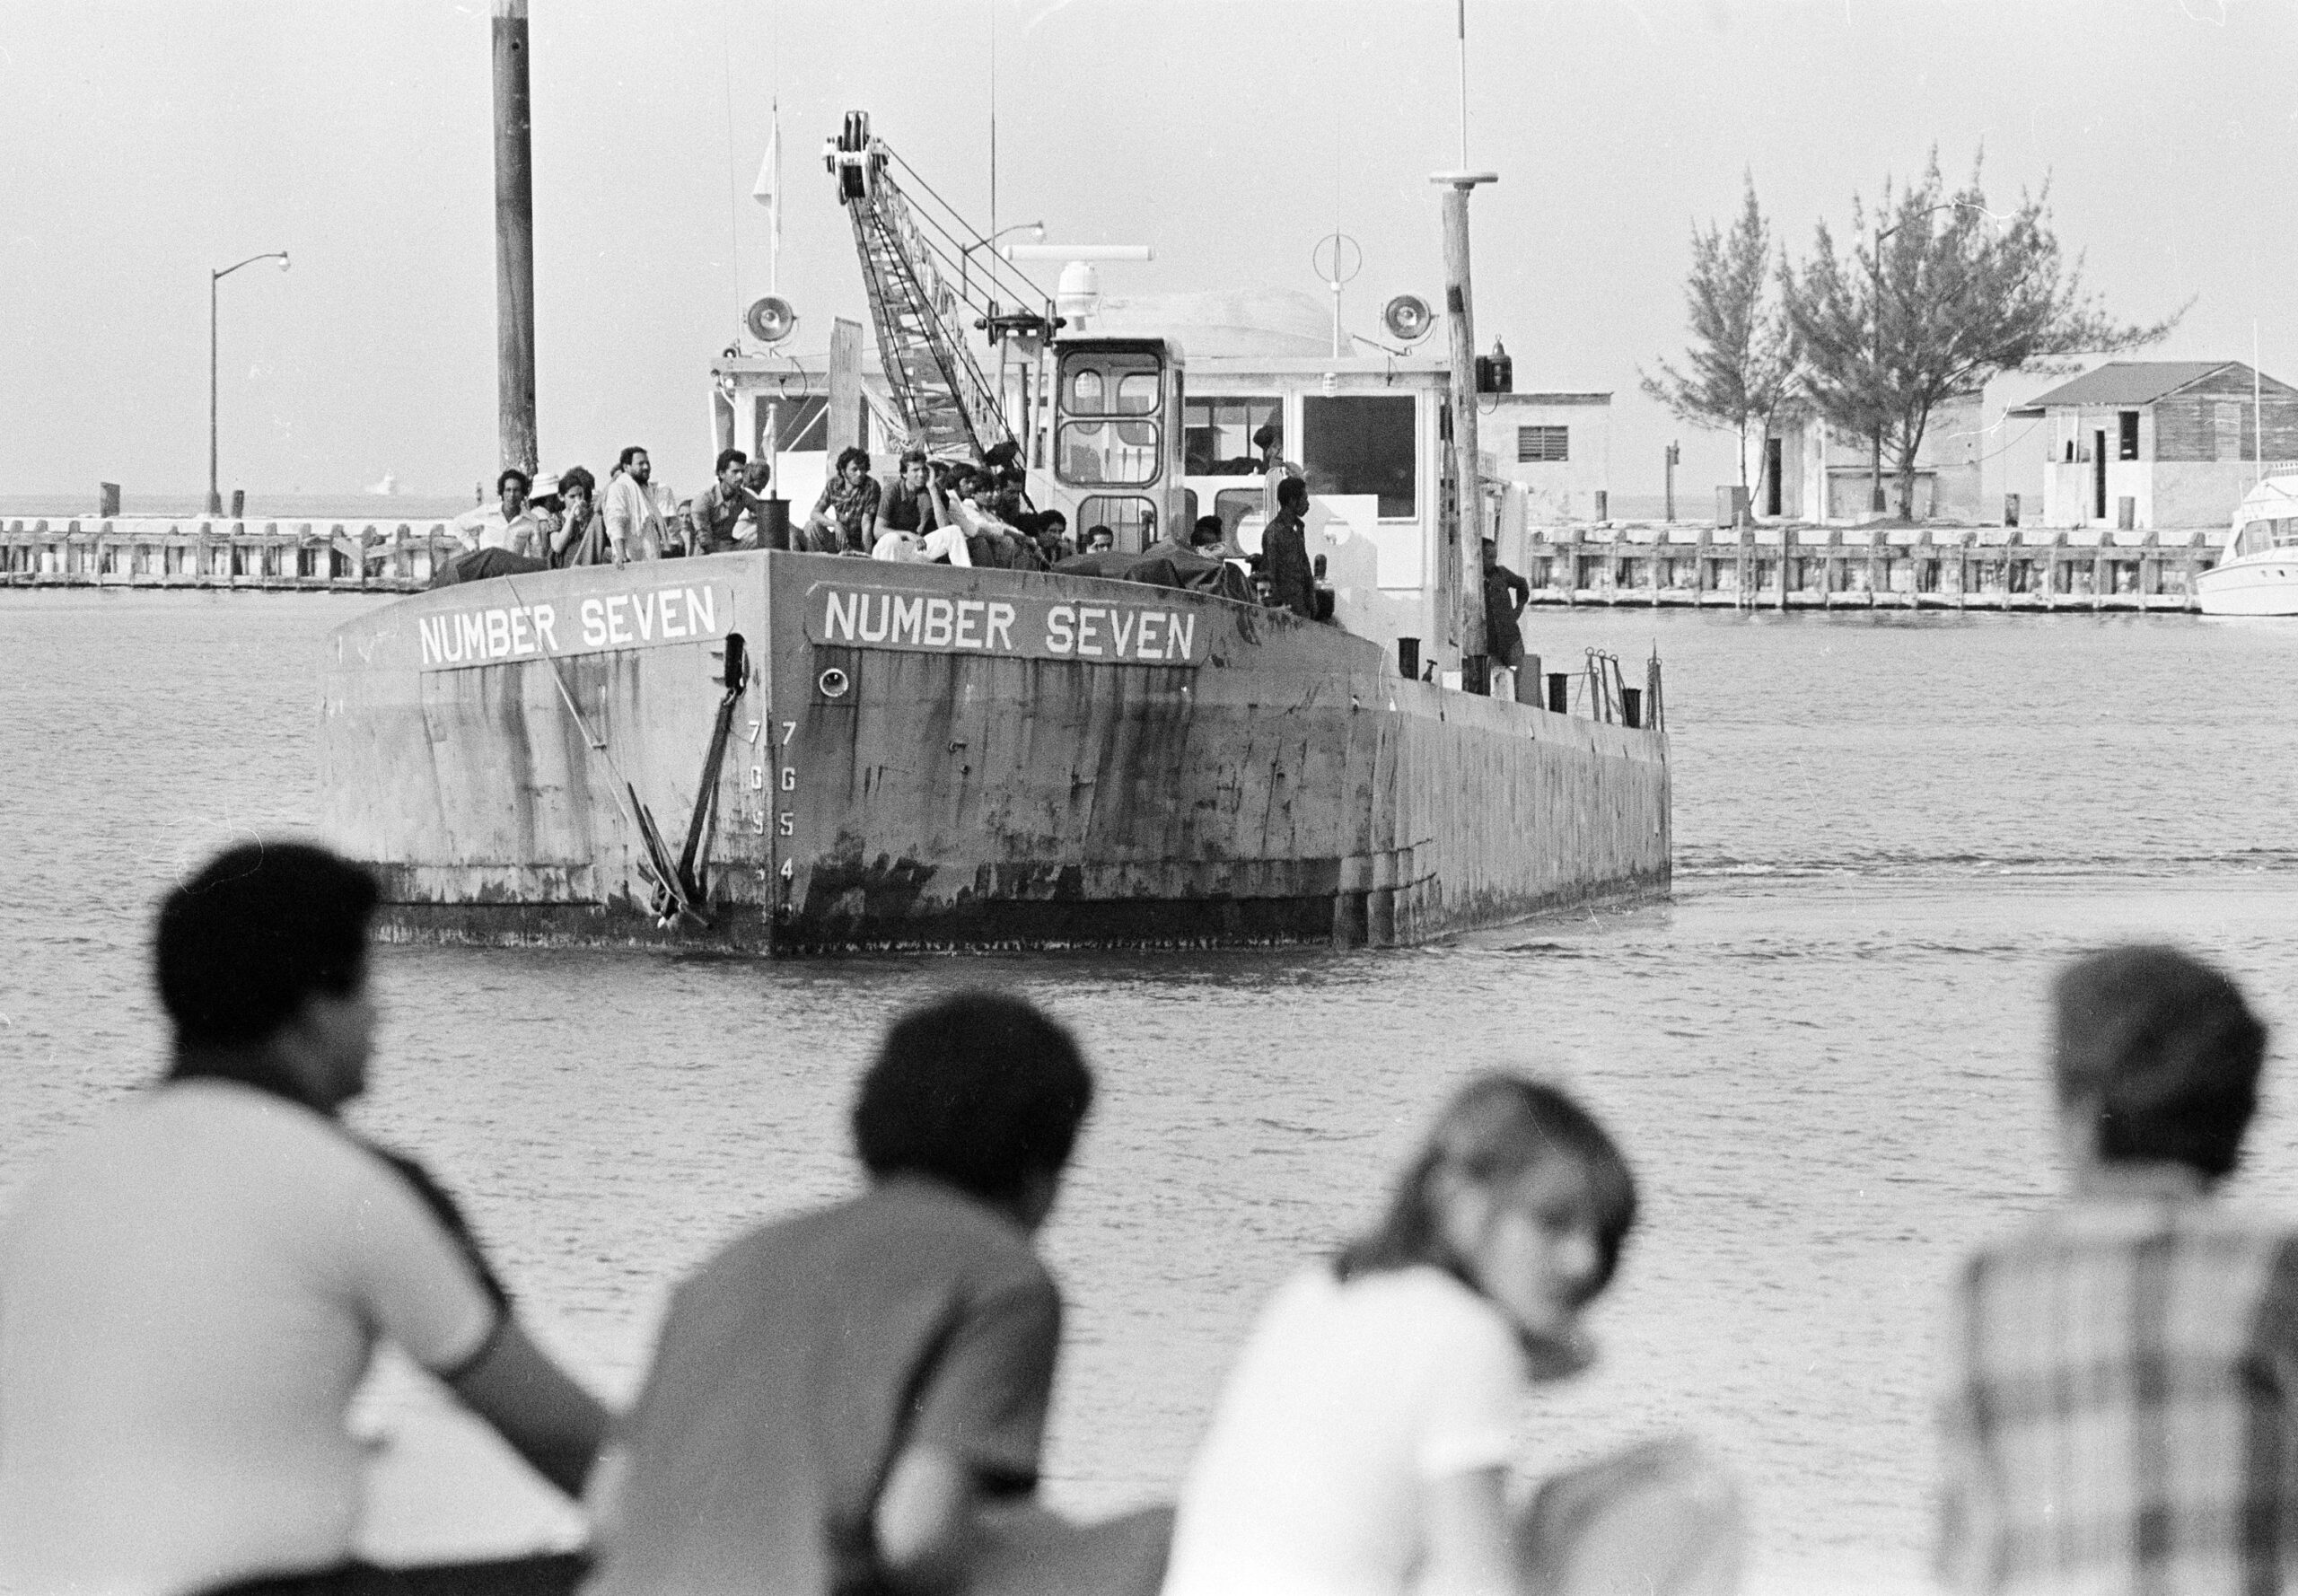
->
1382 294 1435 344
745 295 799 345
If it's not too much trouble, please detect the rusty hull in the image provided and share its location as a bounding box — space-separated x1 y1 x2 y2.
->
318 551 1669 952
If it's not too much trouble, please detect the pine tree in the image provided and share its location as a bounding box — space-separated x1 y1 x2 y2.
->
1783 151 2183 522
1641 177 1797 516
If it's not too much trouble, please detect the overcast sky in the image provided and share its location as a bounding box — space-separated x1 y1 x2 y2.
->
3 0 2292 502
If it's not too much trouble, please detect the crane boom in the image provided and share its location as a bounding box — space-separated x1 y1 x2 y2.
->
824 110 1040 462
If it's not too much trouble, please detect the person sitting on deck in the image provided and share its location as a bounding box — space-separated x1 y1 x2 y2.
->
803 448 881 555
583 992 1171 1596
932 465 1033 569
1083 524 1116 555
874 450 942 547
1161 1074 1742 1596
452 468 542 559
690 448 764 556
549 466 608 567
0 841 611 1596
732 459 780 549
1936 945 2287 1595
1117 515 1252 603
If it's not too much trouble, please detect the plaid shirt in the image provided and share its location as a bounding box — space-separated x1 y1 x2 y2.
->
1938 1196 2298 1594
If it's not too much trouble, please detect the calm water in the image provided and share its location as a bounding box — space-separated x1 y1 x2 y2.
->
8 592 2298 1591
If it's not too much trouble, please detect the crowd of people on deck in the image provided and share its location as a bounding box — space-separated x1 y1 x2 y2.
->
426 443 1336 619
1 837 2283 1596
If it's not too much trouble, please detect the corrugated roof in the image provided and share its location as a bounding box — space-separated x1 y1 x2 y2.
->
2013 361 2237 411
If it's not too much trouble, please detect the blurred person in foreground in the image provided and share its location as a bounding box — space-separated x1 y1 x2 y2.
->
1161 1075 1741 1596
0 841 610 1596
584 992 1170 1596
1937 945 2280 1593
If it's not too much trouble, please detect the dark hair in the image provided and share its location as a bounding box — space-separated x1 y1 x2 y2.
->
899 448 929 469
835 446 872 478
852 992 1093 1205
2053 945 2267 1179
156 842 378 1051
496 468 530 495
618 445 648 471
1041 510 1067 532
1251 422 1277 449
1085 524 1114 547
558 465 597 501
1337 1075 1636 1309
1191 514 1226 548
715 447 747 475
1276 476 1309 511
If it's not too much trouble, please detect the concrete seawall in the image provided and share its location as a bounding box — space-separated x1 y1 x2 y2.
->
2 516 454 591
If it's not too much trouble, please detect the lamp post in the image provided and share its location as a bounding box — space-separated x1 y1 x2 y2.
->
208 250 290 517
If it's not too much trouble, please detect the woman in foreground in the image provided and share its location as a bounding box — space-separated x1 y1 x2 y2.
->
1160 1075 1741 1596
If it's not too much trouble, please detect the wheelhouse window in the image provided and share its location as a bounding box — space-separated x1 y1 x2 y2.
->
1074 495 1161 554
1059 352 1164 487
1186 396 1282 476
1302 395 1417 518
755 395 827 455
1518 425 1569 463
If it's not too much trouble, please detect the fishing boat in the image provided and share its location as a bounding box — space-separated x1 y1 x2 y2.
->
2197 475 2298 616
315 112 1670 953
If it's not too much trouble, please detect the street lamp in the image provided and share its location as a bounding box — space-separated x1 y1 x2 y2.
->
959 220 1043 297
208 250 291 517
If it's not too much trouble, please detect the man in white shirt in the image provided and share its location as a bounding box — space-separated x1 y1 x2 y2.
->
452 468 542 558
0 842 610 1596
604 446 665 565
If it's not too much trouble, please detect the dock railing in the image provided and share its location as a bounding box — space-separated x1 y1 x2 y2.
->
1518 524 2223 613
0 516 460 592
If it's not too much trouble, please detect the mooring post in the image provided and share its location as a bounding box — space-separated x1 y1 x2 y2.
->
1432 168 1495 695
493 0 538 477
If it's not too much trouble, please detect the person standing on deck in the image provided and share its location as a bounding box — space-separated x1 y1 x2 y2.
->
1482 539 1531 691
604 446 665 565
0 842 610 1596
1263 475 1317 620
585 992 1169 1596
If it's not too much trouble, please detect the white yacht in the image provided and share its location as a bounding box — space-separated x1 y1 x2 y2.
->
2198 475 2298 615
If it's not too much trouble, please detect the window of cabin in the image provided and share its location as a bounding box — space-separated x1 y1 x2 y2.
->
1185 396 1282 477
1074 495 1160 553
2118 412 2139 460
756 395 828 455
1302 395 1417 517
2238 521 2268 557
1058 351 1165 487
1518 425 1570 463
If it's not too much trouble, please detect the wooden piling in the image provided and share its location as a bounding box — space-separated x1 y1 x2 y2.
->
493 0 539 477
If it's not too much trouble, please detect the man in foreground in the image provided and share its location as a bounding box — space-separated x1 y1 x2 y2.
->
1936 944 2279 1592
689 448 765 555
0 841 610 1596
1263 475 1316 619
587 991 1168 1596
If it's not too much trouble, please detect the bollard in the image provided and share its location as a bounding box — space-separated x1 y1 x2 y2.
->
759 497 792 551
1621 687 1642 729
1546 672 1569 714
1514 652 1541 706
1397 636 1419 681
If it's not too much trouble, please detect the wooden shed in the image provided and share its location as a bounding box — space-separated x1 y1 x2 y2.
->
2008 361 2298 531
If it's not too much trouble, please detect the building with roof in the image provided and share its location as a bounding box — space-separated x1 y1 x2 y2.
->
2006 361 2298 531
1765 390 1987 525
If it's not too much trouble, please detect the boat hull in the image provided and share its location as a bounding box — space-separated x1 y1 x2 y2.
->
318 551 1669 952
2197 555 2298 616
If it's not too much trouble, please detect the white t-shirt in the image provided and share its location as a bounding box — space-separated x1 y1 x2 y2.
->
452 504 539 556
0 1079 499 1596
1161 1265 1526 1596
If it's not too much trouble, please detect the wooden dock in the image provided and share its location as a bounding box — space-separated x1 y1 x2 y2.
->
0 516 457 592
1515 525 2223 613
